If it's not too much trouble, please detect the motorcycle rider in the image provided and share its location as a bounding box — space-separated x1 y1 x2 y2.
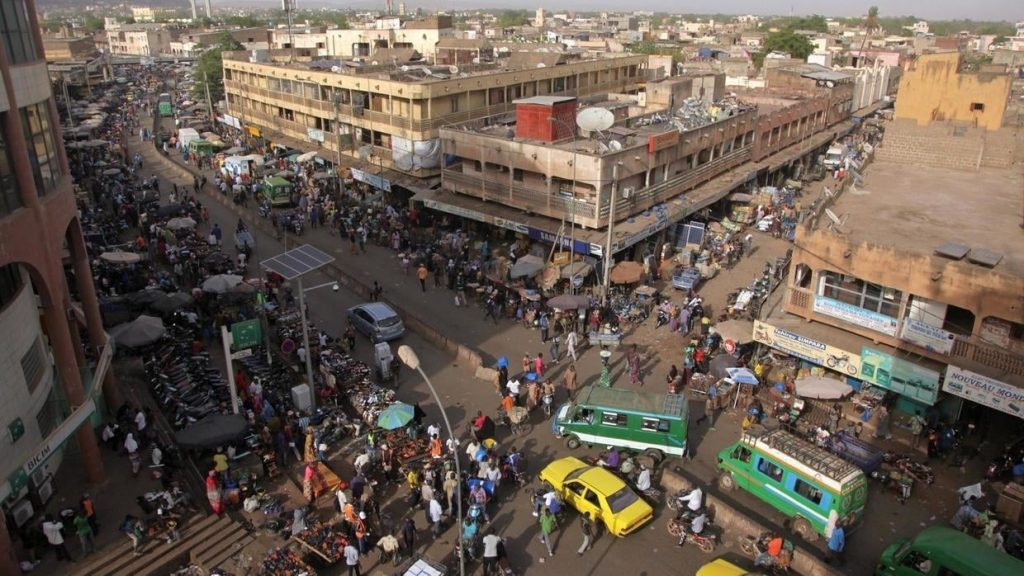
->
677 486 703 513
754 531 785 568
676 510 707 547
597 447 621 470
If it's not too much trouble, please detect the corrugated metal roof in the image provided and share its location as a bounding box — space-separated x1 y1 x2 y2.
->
801 70 851 82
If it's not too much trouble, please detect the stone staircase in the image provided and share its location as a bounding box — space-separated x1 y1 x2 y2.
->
69 514 254 576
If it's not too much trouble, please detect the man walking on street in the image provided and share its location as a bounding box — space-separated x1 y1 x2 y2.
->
344 541 361 576
74 510 95 555
538 507 557 556
539 314 549 342
565 330 578 363
577 512 593 556
417 264 428 292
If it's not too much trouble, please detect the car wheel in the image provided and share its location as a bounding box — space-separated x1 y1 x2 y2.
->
718 472 736 492
565 435 581 450
793 517 816 541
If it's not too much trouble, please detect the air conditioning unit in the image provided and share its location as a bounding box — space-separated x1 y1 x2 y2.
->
11 500 34 528
30 468 49 490
621 186 634 199
34 478 54 506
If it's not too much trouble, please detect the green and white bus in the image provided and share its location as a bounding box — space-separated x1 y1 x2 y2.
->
551 385 689 462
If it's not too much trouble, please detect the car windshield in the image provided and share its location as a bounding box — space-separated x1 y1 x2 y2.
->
565 467 588 482
606 486 639 513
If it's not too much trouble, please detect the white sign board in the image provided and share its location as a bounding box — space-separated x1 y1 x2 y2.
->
900 318 955 355
943 365 1024 419
812 296 898 336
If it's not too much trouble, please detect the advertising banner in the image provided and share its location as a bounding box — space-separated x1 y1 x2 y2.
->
900 318 955 355
813 296 898 336
753 321 861 376
860 347 940 404
943 365 1024 419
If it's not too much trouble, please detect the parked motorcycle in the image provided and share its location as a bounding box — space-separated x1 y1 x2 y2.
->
739 532 794 573
666 512 716 553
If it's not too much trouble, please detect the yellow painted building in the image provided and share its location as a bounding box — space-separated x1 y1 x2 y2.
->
894 52 1011 131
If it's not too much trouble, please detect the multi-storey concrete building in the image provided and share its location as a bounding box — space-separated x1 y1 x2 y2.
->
222 50 649 188
106 24 176 57
0 0 111 568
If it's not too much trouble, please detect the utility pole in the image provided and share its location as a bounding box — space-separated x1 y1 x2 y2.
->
602 163 620 306
203 71 215 121
283 0 296 63
333 93 343 179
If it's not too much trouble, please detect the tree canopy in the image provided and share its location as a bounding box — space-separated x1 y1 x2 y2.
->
495 10 529 28
191 33 244 104
753 30 814 69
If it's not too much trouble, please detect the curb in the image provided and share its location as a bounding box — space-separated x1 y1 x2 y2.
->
660 466 843 576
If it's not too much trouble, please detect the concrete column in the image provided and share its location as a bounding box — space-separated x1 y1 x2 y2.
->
0 514 20 576
69 222 122 410
42 288 104 485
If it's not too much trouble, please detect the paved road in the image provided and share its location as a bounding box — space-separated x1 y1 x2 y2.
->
134 111 990 576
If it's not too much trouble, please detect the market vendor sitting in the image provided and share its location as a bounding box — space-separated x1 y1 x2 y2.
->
597 447 621 470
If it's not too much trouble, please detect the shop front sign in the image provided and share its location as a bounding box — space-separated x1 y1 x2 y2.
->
218 114 241 130
421 198 487 223
860 347 940 405
753 321 861 376
527 227 595 256
812 296 898 337
494 217 529 234
943 365 1024 419
350 168 392 193
900 318 955 355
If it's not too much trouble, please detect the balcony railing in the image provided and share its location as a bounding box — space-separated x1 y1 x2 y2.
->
598 147 752 219
225 77 641 134
950 338 1024 380
443 168 598 223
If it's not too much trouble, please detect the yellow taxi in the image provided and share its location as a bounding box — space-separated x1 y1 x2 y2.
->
537 456 653 536
696 559 765 576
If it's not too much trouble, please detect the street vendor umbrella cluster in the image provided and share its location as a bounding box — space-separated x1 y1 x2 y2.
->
609 261 643 284
377 402 416 430
510 254 546 278
99 250 142 265
175 414 249 449
109 315 166 347
148 291 194 314
796 376 853 400
165 216 197 230
201 274 249 294
547 294 590 310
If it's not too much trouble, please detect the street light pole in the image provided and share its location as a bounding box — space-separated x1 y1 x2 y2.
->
549 116 577 294
396 345 464 576
296 278 339 412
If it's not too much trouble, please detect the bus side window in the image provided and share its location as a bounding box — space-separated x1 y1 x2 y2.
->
731 447 752 463
756 457 784 483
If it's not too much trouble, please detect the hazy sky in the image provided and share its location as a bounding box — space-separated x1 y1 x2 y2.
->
282 0 1021 21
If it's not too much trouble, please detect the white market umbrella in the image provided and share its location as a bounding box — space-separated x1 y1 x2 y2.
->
99 251 142 265
110 315 166 347
165 216 197 230
795 376 853 400
201 274 246 294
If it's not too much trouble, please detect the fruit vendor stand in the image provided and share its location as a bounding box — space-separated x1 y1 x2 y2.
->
292 521 349 565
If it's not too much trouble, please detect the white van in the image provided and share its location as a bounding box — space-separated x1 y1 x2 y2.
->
822 144 847 170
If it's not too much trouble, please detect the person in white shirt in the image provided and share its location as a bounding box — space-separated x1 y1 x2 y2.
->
482 529 502 566
297 346 307 364
429 496 444 537
134 409 147 433
636 465 652 492
678 487 703 512
353 451 371 473
42 515 73 562
427 423 441 439
343 542 360 575
506 377 521 404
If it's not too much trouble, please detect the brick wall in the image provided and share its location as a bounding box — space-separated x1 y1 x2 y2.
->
875 119 1018 171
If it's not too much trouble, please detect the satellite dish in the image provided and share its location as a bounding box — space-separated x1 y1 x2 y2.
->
826 80 836 88
401 65 409 72
608 140 623 152
576 108 614 132
371 60 380 65
824 208 849 233
448 65 459 74
536 63 547 68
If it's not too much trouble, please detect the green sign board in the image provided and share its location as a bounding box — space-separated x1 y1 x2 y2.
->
8 418 25 443
7 468 28 495
231 319 262 351
860 347 941 405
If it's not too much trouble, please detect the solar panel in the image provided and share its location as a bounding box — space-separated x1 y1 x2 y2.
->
934 242 970 260
260 244 335 280
967 248 1003 268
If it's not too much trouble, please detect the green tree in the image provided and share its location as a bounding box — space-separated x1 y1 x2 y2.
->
866 6 880 33
191 33 244 104
753 30 814 69
496 10 529 28
223 14 265 28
